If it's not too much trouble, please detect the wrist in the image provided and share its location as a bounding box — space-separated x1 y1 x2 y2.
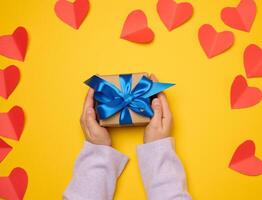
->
144 135 169 144
85 136 112 146
88 140 112 146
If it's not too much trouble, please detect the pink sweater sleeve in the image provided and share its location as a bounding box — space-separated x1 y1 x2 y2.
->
63 141 128 200
137 137 192 200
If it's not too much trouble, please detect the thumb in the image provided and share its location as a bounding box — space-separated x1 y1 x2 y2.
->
149 98 162 127
86 107 100 130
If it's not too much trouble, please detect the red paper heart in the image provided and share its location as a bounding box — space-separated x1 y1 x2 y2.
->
0 27 28 61
229 140 262 176
0 65 20 99
0 167 28 200
120 10 154 43
231 75 262 109
0 106 25 141
221 0 256 32
157 0 193 31
244 44 262 78
0 139 12 163
198 24 234 58
55 0 90 29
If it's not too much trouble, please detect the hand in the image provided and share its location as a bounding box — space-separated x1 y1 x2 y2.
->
144 74 173 143
80 88 111 146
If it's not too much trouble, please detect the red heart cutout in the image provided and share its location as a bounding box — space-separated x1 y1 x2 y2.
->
0 167 28 200
0 65 20 99
0 139 12 163
157 0 193 31
0 106 25 141
0 27 28 62
244 44 262 78
231 75 262 109
120 10 154 44
229 140 262 176
221 0 256 32
198 24 234 58
55 0 90 29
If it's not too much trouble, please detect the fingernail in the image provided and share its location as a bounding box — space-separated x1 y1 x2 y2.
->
87 108 93 114
153 98 160 106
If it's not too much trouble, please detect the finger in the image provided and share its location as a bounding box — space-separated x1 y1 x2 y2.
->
85 88 95 109
81 105 101 141
82 92 88 115
157 93 172 128
86 107 100 130
149 98 163 127
150 73 158 82
83 88 95 118
150 74 171 120
82 88 96 126
82 88 94 115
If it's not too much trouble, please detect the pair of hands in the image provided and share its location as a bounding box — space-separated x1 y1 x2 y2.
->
80 74 172 146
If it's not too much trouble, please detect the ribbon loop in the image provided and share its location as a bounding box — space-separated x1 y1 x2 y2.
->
85 74 175 125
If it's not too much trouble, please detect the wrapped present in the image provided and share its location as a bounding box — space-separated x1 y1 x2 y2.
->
84 73 175 127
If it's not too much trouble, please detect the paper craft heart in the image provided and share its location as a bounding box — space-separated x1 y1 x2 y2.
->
231 75 262 109
0 65 20 99
157 0 193 31
0 167 28 200
244 44 262 78
229 140 262 176
120 10 154 43
0 139 12 163
0 27 28 61
221 0 256 32
0 106 25 141
55 0 90 29
198 24 234 58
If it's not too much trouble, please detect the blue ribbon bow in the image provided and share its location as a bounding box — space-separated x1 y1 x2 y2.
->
84 74 175 125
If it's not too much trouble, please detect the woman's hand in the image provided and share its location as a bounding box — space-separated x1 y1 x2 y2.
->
144 74 173 143
80 88 111 146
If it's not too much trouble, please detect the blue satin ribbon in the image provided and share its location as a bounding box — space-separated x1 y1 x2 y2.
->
84 74 175 125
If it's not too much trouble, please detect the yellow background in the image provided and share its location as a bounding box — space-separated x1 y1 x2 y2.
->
0 0 262 199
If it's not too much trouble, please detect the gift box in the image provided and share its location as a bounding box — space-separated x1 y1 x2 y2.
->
85 73 174 127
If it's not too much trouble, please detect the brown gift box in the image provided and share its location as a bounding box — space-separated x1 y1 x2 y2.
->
95 73 151 127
